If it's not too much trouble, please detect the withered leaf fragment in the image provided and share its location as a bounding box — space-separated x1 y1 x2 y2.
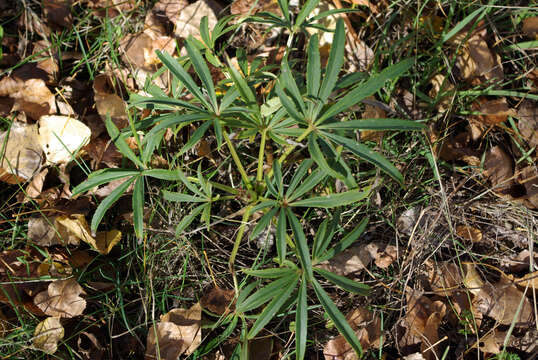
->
34 278 86 318
0 122 42 184
200 286 235 315
33 317 64 354
38 115 91 165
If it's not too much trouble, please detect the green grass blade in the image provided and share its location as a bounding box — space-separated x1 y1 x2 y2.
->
132 176 144 240
318 119 426 131
156 50 212 109
185 37 217 111
91 176 136 234
312 278 363 356
306 33 320 97
441 6 487 44
247 273 299 339
237 274 297 313
324 132 403 184
317 19 345 103
319 58 414 123
287 209 313 280
314 267 370 295
290 188 370 208
276 209 287 264
296 277 308 360
72 169 140 195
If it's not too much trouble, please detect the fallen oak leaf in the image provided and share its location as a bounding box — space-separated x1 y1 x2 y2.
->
33 317 64 354
34 278 86 318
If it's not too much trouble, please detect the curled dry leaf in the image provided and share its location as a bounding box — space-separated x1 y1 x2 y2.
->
0 122 42 184
43 0 73 28
0 77 57 120
516 100 538 148
93 74 129 129
522 16 538 39
399 289 447 360
516 270 538 289
145 0 188 36
200 286 235 315
472 97 516 126
28 214 122 254
120 31 175 71
33 317 64 354
38 115 91 165
145 302 202 360
323 308 381 360
174 0 221 40
483 145 514 191
455 225 483 243
34 278 86 318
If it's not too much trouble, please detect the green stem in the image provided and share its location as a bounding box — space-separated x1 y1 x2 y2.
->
229 205 252 292
223 130 253 190
256 129 267 183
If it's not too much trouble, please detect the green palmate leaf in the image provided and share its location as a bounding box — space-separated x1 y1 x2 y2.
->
275 82 304 122
319 58 414 123
318 118 426 131
316 217 368 262
285 159 313 197
142 129 164 164
247 273 299 339
142 169 183 181
276 209 287 263
317 18 345 103
251 207 279 239
324 132 403 184
162 191 207 203
156 50 212 109
251 200 278 212
287 209 313 280
146 113 210 136
273 160 283 195
307 8 359 23
306 33 321 98
175 203 206 235
280 59 306 113
296 277 308 360
312 217 329 259
91 176 136 234
132 176 144 240
288 168 326 201
312 278 363 356
105 116 144 168
265 174 279 198
219 88 240 112
290 188 370 208
199 315 238 355
243 267 296 279
227 59 258 110
295 0 320 28
308 133 347 181
314 267 370 295
185 37 217 111
277 0 290 23
72 169 140 195
132 95 207 113
313 212 340 259
237 274 298 313
200 16 211 48
179 120 212 155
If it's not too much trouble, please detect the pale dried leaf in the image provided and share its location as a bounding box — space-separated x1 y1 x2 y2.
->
38 115 91 165
0 122 42 183
318 244 374 276
483 146 513 191
146 0 188 34
174 0 220 40
0 77 57 120
33 317 64 354
516 100 538 147
93 74 129 129
34 279 86 318
516 270 538 290
159 303 202 355
120 32 175 71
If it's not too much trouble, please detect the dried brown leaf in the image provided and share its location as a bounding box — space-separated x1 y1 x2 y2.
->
0 77 57 120
33 317 64 354
44 0 73 28
34 278 86 318
455 225 483 243
174 0 221 40
484 146 514 191
429 74 454 113
516 100 538 148
522 16 538 39
427 261 463 297
145 303 202 359
200 286 235 315
0 122 42 183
